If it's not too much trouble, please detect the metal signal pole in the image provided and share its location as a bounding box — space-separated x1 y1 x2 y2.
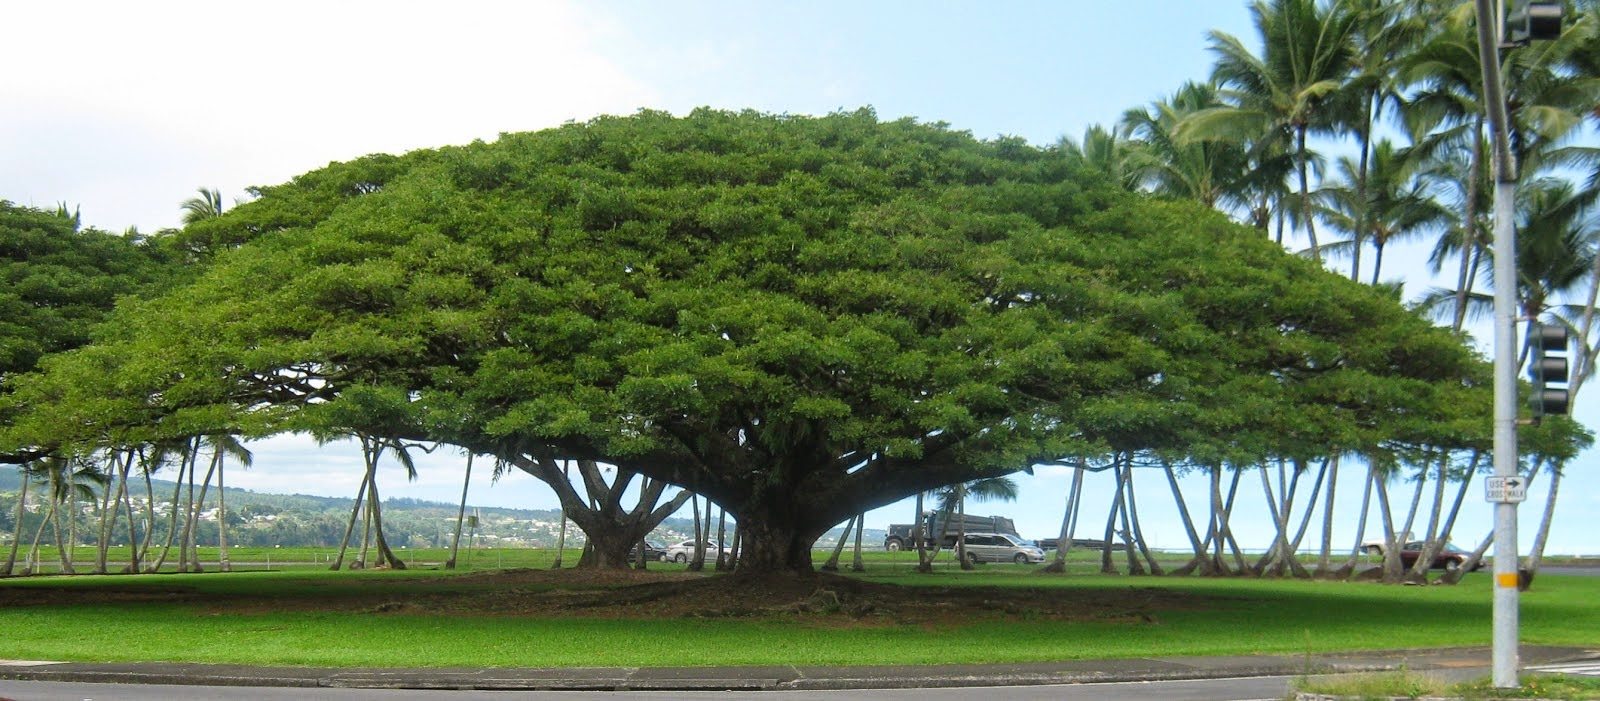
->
1472 0 1520 689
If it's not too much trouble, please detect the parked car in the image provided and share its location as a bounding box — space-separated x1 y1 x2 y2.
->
1398 542 1481 572
626 540 667 563
1365 539 1480 572
946 532 1047 565
662 539 723 563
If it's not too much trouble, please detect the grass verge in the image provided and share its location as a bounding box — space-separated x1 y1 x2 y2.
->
1 567 1596 669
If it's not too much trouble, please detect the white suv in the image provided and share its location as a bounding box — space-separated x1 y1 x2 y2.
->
662 539 723 563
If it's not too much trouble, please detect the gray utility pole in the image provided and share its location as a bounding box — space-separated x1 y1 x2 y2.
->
1473 0 1520 689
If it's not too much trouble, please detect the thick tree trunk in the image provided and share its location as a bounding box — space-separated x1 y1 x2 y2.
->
513 456 690 570
730 513 820 577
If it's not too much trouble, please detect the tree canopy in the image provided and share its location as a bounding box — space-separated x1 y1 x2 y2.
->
0 109 1492 574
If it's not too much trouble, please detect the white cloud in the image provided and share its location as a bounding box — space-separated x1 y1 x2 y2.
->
1 0 655 232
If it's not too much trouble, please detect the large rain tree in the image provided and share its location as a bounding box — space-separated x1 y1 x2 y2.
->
1 109 1485 576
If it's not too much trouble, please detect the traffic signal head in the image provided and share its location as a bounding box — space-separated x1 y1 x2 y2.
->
1527 321 1570 416
1508 1 1564 44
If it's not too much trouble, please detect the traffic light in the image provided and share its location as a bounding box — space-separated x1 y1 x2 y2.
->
1526 321 1570 417
1507 1 1563 44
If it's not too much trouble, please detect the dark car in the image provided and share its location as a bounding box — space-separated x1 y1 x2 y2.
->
626 540 668 563
1398 541 1481 572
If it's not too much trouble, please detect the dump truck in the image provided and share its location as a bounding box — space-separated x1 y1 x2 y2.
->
882 512 1020 551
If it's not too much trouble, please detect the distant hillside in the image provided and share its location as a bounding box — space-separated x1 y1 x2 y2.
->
0 468 879 549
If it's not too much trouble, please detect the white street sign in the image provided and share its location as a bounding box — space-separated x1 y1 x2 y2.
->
1484 476 1528 503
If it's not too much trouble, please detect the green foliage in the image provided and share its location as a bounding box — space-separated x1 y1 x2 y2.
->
0 201 181 378
0 110 1501 567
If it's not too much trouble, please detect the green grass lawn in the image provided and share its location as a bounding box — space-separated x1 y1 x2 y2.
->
2 563 1596 669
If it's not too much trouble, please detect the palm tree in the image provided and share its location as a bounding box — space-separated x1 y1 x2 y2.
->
1120 81 1256 210
1182 0 1358 262
1334 0 1432 279
935 476 1020 570
1316 140 1452 283
179 188 225 225
1059 124 1148 192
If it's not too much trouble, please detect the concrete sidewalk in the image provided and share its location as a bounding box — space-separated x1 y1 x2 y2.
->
1 645 1596 691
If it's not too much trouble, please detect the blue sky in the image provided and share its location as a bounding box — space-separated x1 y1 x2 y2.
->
3 1 1596 554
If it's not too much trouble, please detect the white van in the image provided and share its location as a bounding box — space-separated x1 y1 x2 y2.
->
951 532 1046 565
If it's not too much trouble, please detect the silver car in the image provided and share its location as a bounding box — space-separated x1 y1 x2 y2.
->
953 532 1046 565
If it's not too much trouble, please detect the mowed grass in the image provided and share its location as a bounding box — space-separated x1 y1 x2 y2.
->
2 561 1597 669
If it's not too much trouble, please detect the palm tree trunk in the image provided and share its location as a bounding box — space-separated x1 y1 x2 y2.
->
146 451 188 573
1297 126 1320 264
552 461 568 569
851 513 865 572
1123 463 1161 574
330 469 370 570
1161 460 1211 576
1102 463 1127 574
446 454 474 570
1437 452 1482 548
1335 470 1376 577
1406 456 1453 582
715 506 729 571
120 462 140 574
3 468 30 575
1351 91 1375 282
25 499 55 575
364 467 405 569
217 449 229 573
1526 462 1563 576
822 516 853 571
957 484 972 570
1045 461 1087 573
177 445 200 573
136 462 155 565
1315 455 1341 576
94 452 120 574
1213 468 1249 574
96 451 130 574
185 448 221 573
913 491 932 573
1452 120 1486 332
59 466 78 574
688 494 704 571
53 491 75 575
1374 476 1405 583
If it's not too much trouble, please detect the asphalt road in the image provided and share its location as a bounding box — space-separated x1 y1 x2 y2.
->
0 676 1294 701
